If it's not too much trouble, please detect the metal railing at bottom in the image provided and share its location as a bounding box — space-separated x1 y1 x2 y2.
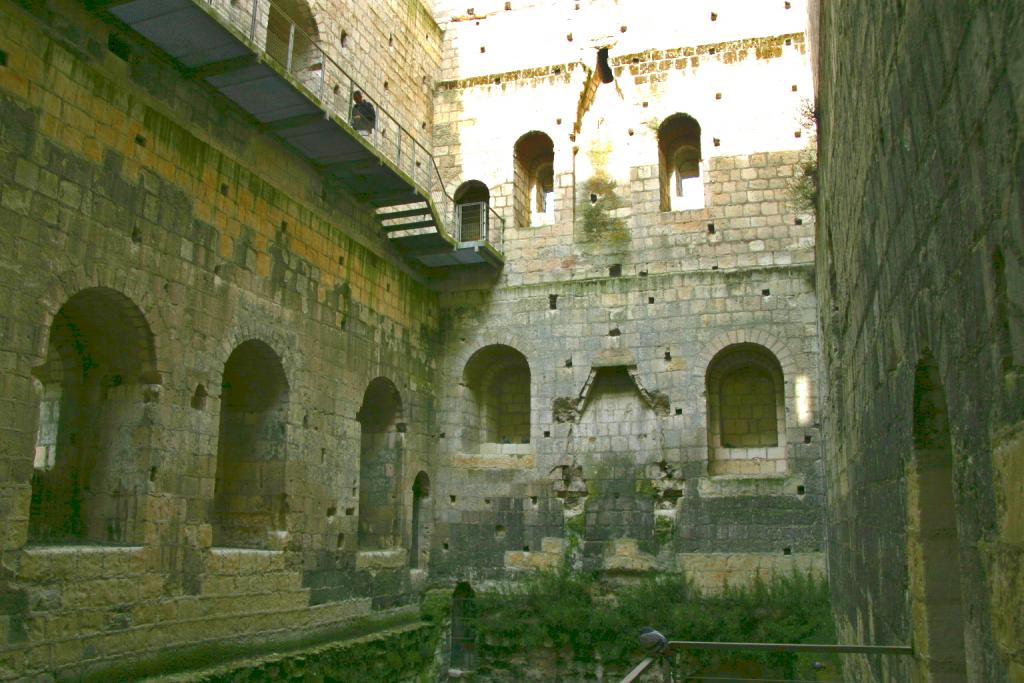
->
621 640 913 683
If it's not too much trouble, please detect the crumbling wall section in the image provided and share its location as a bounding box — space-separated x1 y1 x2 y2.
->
433 268 824 580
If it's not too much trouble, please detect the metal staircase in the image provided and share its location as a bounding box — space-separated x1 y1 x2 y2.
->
91 0 504 271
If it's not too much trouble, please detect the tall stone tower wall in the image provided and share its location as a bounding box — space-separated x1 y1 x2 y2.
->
430 0 826 587
814 2 1023 680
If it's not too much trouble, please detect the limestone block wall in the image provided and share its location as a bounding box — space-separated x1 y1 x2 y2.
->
0 0 442 677
432 266 824 579
432 0 815 289
814 1 1023 681
201 0 441 149
428 0 824 584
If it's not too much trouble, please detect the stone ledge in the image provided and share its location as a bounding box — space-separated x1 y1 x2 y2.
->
355 548 408 571
602 538 656 574
18 545 147 581
699 472 804 497
452 446 535 469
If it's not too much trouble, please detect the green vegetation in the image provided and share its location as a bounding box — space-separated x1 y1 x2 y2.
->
578 175 629 243
472 569 836 680
787 99 819 214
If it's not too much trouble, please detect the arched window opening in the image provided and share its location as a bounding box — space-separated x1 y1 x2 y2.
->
357 377 403 550
213 340 290 549
513 132 555 227
450 583 478 671
658 114 704 211
265 0 322 86
706 343 786 476
454 180 490 243
462 345 531 451
28 287 159 545
908 356 966 679
410 471 430 569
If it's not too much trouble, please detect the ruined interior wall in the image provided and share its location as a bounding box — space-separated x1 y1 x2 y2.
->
433 1 815 289
815 2 1023 681
433 268 823 580
429 0 825 584
0 0 443 677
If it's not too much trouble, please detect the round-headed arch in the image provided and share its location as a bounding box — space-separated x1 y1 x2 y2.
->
358 376 403 432
513 131 555 226
46 286 159 383
28 286 160 545
705 342 787 475
213 339 290 549
462 344 531 447
657 113 703 211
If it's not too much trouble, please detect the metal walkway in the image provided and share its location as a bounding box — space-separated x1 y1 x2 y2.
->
90 0 504 271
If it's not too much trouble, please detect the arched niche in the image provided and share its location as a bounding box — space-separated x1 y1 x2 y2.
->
357 377 404 550
265 0 322 88
907 355 966 680
29 287 159 545
705 343 786 476
213 339 290 549
450 582 478 671
454 180 490 242
410 471 431 569
462 345 531 451
513 132 555 227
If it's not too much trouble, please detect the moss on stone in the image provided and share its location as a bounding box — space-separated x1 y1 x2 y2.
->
577 175 629 244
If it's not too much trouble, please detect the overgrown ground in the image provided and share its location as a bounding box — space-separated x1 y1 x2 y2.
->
468 569 837 681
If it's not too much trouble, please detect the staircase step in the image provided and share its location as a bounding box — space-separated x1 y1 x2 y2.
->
382 219 437 232
377 206 431 221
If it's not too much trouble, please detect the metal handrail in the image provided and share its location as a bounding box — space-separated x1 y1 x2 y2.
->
664 641 912 656
198 0 504 251
620 641 913 683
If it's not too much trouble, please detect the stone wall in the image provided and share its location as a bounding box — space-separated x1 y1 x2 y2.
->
814 1 1023 681
0 0 832 677
0 0 442 677
428 0 825 585
431 267 824 580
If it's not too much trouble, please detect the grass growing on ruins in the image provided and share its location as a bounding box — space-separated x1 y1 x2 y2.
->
471 568 835 680
787 99 819 214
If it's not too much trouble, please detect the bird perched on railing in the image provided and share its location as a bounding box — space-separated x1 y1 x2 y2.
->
639 627 669 655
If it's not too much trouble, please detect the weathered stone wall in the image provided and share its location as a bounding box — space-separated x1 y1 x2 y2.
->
428 0 825 587
431 268 824 580
0 0 830 677
814 1 1023 680
0 0 442 677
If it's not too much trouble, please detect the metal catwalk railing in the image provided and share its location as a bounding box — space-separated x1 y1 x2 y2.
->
621 640 913 683
197 0 503 252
